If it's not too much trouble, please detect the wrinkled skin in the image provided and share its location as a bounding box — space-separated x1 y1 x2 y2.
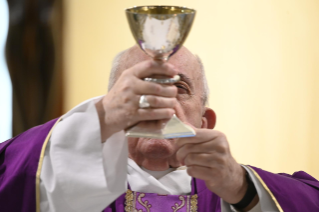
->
95 45 258 209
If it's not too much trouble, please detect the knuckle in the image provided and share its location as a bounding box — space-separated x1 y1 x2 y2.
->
153 97 159 106
215 130 226 139
188 154 195 164
120 83 131 93
220 156 228 166
171 86 178 95
206 155 214 165
213 132 229 153
124 110 135 118
122 96 130 104
217 141 229 153
184 144 193 152
214 155 226 165
164 86 177 96
148 83 162 93
166 109 174 117
154 84 162 93
144 60 153 69
121 69 130 77
121 69 135 80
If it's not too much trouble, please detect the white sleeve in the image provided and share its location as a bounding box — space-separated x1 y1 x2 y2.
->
221 165 279 212
40 98 128 212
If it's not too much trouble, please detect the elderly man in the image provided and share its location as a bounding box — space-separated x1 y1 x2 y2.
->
1 45 319 212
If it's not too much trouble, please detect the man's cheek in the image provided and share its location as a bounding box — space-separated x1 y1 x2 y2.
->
184 108 202 127
174 101 202 127
174 104 187 121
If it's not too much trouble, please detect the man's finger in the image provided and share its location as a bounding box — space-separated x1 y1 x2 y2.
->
139 95 177 108
186 165 218 182
176 142 215 163
130 60 178 78
176 129 227 148
184 152 225 168
136 108 175 121
134 81 177 97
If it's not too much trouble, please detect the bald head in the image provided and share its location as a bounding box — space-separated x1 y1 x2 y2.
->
108 45 209 105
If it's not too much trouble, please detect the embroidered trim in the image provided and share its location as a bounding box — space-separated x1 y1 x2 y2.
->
125 189 198 212
190 194 198 212
172 196 185 212
186 195 190 212
35 117 63 212
125 189 135 212
137 193 152 212
247 166 283 212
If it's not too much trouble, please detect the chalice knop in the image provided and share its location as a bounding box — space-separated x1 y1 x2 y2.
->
125 5 196 139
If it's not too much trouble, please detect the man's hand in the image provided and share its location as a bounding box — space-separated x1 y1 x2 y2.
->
176 129 249 205
95 60 178 141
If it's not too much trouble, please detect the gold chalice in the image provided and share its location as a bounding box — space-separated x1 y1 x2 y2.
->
125 5 196 139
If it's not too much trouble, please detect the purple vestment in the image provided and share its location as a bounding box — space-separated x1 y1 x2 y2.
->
1 118 319 212
0 119 58 212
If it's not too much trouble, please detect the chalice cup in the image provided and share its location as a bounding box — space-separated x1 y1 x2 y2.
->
125 5 196 139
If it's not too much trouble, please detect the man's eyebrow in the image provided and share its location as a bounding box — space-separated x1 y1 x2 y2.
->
178 73 194 89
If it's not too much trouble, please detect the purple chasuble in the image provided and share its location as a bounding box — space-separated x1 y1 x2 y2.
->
0 118 58 212
1 118 319 212
248 166 319 212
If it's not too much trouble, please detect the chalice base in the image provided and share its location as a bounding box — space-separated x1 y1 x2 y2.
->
125 114 196 139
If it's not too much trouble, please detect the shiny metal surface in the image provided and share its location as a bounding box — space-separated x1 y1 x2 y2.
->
126 6 196 60
139 95 150 108
144 74 180 84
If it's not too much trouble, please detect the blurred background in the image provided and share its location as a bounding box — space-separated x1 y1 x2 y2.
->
0 0 318 178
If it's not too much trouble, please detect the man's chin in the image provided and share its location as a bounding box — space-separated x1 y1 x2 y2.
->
128 137 181 169
137 137 177 159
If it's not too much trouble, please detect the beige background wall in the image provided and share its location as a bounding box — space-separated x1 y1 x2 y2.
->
64 0 319 178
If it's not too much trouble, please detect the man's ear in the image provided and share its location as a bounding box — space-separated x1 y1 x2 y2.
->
201 107 216 129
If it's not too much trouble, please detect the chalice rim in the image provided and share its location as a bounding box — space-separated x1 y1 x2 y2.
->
125 5 196 15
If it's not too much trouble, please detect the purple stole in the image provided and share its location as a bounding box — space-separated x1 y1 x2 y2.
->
103 179 221 212
1 118 319 212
